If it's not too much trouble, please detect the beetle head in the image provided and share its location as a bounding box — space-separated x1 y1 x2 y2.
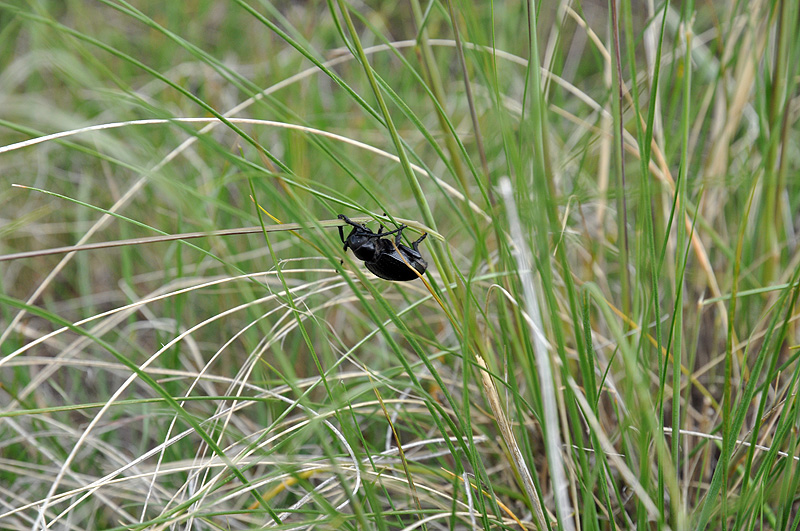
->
345 228 380 261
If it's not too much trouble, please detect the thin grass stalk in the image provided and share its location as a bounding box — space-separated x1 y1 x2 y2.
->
444 0 490 184
760 0 794 283
670 13 694 531
408 0 471 197
634 0 672 521
499 178 573 531
609 0 631 319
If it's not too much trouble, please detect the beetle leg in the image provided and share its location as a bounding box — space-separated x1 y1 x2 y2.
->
338 214 362 229
377 212 392 235
377 222 402 236
375 224 403 239
393 225 408 245
411 232 428 251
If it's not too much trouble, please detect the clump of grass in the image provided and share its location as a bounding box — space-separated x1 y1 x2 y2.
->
2 1 799 529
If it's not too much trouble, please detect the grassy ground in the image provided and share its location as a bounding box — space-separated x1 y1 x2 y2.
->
2 1 800 529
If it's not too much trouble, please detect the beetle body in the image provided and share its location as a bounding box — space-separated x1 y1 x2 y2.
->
338 214 428 281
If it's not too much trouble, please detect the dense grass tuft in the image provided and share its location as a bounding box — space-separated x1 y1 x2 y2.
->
2 1 799 529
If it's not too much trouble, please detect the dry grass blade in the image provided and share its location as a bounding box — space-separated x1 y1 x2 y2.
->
474 353 548 530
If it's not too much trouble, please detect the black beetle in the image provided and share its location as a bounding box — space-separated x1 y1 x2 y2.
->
338 214 428 281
